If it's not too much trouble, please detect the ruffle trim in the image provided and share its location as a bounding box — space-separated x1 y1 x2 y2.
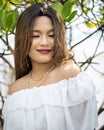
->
2 72 96 118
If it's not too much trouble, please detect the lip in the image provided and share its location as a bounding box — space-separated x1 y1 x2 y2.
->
37 49 52 54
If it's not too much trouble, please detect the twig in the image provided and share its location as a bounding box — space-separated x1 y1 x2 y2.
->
70 24 104 50
0 56 14 69
98 101 104 115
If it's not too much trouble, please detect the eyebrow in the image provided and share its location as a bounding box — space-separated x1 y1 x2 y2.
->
32 29 54 33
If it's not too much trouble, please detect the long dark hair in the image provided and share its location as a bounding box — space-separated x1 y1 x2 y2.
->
15 2 73 80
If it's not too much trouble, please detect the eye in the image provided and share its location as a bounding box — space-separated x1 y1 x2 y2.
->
32 35 40 38
48 34 54 38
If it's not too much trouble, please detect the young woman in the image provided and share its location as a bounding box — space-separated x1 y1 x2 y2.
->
2 2 98 130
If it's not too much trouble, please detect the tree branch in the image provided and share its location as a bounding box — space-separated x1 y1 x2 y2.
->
70 24 104 50
0 56 14 69
0 35 14 54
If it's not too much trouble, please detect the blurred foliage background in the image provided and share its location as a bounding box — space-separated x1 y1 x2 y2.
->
0 0 104 129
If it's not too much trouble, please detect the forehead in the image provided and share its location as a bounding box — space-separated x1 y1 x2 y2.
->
32 16 53 30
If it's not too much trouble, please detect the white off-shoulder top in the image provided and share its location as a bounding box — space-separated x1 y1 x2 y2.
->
2 72 98 130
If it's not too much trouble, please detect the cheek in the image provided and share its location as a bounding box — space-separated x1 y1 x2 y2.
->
28 46 33 55
50 39 54 47
32 38 39 43
28 45 35 58
29 40 38 50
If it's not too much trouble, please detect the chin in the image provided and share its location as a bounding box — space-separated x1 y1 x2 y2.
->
30 56 53 64
40 60 52 64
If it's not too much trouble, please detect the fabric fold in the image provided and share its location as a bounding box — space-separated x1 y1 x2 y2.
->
2 72 95 118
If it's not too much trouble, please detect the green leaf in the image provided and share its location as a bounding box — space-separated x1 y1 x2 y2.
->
62 1 72 20
10 0 23 4
0 10 2 31
2 10 6 30
83 7 90 13
10 8 19 32
52 2 63 18
0 9 19 33
37 0 44 2
4 2 13 10
65 10 77 22
0 0 7 10
85 21 98 28
4 11 13 32
0 10 2 25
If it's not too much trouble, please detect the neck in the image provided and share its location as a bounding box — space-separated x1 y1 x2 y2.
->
30 62 53 80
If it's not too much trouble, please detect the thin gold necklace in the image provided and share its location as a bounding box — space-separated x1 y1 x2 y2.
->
28 65 54 88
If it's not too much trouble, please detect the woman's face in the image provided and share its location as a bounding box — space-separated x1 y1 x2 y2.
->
29 16 54 64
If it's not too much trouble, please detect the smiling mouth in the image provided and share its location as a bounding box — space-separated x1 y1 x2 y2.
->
37 49 51 54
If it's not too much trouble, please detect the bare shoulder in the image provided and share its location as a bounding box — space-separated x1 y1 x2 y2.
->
8 75 28 95
59 60 81 79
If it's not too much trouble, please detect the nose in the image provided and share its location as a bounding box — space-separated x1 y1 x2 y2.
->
40 35 49 46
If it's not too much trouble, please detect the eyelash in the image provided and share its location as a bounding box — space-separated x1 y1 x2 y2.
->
48 34 54 38
32 35 39 38
32 35 54 38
